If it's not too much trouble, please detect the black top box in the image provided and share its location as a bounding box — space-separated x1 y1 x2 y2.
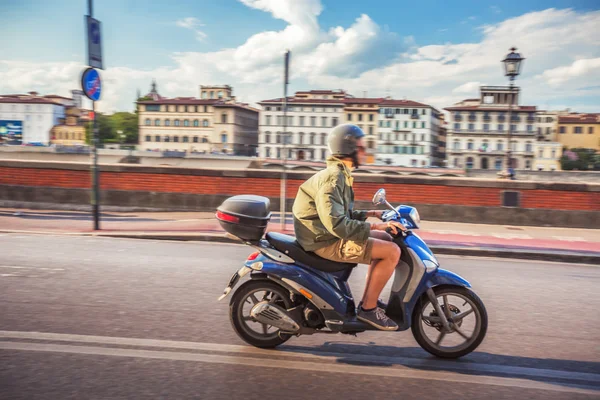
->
216 195 271 241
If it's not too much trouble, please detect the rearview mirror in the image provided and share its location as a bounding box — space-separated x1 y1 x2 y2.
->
372 188 386 205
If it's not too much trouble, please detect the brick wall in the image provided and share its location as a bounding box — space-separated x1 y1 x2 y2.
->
1 161 598 212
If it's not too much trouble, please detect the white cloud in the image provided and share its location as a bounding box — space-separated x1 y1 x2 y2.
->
490 6 502 14
535 57 600 86
453 81 482 94
176 17 207 41
0 4 599 114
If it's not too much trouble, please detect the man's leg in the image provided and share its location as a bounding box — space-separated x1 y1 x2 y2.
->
361 237 400 310
361 231 393 305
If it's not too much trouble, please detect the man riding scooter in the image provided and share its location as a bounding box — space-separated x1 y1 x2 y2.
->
292 124 406 331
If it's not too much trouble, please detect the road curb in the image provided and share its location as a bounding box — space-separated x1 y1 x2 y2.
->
1 229 598 265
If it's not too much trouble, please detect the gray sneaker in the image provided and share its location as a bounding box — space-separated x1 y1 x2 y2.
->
357 306 398 331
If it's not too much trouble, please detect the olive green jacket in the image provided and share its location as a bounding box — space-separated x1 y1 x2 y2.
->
292 157 370 251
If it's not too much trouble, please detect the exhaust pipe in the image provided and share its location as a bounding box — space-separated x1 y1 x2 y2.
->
250 302 300 332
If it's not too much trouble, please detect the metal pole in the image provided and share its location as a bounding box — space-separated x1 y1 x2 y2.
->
88 0 93 17
504 78 514 177
91 101 100 230
280 50 290 231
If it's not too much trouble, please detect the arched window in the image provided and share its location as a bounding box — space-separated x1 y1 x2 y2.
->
165 119 171 126
495 158 502 170
145 135 151 142
202 137 208 143
453 140 460 150
265 131 271 144
496 141 503 151
164 136 170 143
221 113 227 123
525 142 532 152
183 136 189 143
265 147 271 158
193 136 199 143
173 136 179 143
466 157 474 169
155 135 161 142
145 118 151 125
220 133 227 143
193 119 199 127
202 119 209 127
174 119 180 127
467 140 474 150
154 119 160 126
184 120 189 127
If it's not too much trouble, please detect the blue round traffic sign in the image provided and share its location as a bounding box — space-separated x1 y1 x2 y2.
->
82 67 101 101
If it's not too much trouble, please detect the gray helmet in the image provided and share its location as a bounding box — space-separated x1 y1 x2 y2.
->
328 124 365 157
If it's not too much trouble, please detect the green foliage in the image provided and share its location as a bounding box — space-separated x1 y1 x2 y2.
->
84 112 139 144
560 148 598 171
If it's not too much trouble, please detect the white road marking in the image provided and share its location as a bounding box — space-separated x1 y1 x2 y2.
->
0 330 598 394
491 234 532 240
553 236 587 242
0 266 65 271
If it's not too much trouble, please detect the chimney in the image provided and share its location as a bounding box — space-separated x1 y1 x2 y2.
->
28 91 39 97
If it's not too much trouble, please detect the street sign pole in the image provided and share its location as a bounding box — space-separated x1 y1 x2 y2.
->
280 50 290 231
85 0 102 230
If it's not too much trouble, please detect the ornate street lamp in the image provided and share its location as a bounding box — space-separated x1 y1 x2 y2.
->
501 47 524 179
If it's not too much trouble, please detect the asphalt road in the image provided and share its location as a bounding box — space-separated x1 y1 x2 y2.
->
0 233 599 400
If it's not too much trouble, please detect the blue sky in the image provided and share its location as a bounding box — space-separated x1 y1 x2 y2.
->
0 0 599 112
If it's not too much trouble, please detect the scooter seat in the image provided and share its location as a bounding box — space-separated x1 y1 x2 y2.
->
265 232 357 273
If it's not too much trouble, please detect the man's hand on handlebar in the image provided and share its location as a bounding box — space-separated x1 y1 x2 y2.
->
371 221 407 235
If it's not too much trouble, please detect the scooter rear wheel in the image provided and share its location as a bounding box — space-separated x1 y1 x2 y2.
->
229 280 293 348
411 286 487 359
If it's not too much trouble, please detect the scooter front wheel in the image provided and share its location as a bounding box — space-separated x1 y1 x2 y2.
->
411 286 487 359
229 280 293 349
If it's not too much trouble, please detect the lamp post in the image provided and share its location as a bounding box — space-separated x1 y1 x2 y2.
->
501 47 524 179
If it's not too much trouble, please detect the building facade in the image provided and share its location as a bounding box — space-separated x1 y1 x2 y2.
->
376 100 442 167
534 141 562 171
137 83 259 155
50 107 86 145
557 113 600 151
0 92 67 145
445 86 537 170
257 90 345 161
344 98 381 164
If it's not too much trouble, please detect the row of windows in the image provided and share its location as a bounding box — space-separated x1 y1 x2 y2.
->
263 115 338 128
54 132 84 140
380 120 427 129
144 118 211 127
145 104 210 113
378 133 428 142
452 139 533 152
379 108 427 116
144 134 228 143
347 113 375 122
263 132 327 145
538 148 559 159
559 126 595 134
264 146 328 160
263 106 339 113
453 112 535 121
453 123 534 132
378 146 425 155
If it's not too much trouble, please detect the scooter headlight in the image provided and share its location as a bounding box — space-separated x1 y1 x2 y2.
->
409 208 421 228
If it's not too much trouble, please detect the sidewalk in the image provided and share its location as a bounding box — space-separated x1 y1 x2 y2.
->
1 208 599 264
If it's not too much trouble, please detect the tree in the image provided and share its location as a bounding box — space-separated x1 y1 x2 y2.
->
111 112 138 143
560 148 597 171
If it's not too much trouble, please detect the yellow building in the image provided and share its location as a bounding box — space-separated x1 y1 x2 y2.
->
344 98 382 164
557 113 600 151
50 107 86 145
534 141 562 171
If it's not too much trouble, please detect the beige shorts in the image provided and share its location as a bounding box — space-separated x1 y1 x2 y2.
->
313 238 374 265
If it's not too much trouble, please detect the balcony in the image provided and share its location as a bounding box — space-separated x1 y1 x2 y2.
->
468 116 477 122
411 114 420 119
526 117 535 123
385 113 394 119
497 116 506 122
454 116 463 122
483 116 491 122
511 117 521 123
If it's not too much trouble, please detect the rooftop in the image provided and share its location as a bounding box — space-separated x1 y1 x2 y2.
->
558 113 600 124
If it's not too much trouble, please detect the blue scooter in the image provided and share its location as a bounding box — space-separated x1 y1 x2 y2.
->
217 188 488 359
